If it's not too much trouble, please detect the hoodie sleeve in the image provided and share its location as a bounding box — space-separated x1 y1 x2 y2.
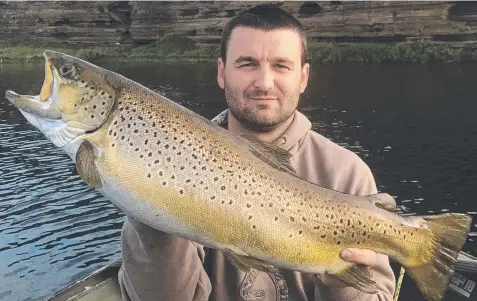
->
118 216 211 301
316 169 396 301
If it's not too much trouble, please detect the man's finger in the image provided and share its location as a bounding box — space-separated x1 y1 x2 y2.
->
340 248 377 267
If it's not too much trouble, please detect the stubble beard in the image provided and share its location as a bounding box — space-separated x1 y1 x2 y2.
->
224 84 299 133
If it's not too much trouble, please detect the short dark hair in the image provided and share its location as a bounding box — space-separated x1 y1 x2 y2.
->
220 4 308 66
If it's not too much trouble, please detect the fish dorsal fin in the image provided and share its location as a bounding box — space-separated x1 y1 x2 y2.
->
76 140 103 188
225 249 272 273
330 264 378 294
241 134 297 175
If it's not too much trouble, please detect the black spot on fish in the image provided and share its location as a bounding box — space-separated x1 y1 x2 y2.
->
147 173 151 178
162 181 166 186
313 226 320 230
337 241 341 245
290 217 295 222
321 234 326 238
246 204 251 208
229 200 233 205
333 231 337 236
90 115 94 119
299 230 303 235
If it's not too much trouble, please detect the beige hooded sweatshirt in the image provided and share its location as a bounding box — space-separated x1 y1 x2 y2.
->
118 110 396 301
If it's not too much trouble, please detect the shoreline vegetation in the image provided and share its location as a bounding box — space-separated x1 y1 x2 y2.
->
1 40 477 64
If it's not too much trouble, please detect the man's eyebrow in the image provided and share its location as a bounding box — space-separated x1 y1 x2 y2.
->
272 57 293 65
234 56 258 64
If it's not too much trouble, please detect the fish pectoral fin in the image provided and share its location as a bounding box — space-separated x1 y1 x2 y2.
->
76 140 103 188
331 264 378 294
225 249 272 273
369 193 396 212
241 134 296 175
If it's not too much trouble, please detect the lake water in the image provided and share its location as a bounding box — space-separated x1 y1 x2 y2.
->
0 60 476 301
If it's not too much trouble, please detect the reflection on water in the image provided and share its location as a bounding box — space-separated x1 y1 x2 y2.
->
1 60 476 300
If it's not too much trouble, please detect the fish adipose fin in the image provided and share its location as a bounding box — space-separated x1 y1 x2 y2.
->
405 213 472 301
76 140 103 188
241 134 296 175
331 264 378 294
368 192 397 212
225 249 272 273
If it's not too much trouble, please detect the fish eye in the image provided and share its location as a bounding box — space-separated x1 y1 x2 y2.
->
59 63 75 76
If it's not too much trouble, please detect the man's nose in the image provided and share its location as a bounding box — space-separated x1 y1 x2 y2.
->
253 67 275 91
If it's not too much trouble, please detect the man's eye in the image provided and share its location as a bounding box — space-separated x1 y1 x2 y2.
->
239 63 255 67
276 64 290 69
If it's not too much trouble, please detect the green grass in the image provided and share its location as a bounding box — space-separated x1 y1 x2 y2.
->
1 39 476 63
308 41 477 63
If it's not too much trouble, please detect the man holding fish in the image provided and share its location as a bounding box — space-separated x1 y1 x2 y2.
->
5 3 471 301
118 5 396 301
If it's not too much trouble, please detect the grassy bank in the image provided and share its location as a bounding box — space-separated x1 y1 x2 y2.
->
1 39 477 63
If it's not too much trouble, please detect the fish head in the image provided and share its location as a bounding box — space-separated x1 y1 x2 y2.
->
5 50 118 158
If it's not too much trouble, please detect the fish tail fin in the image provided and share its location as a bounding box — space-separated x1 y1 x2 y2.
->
405 213 472 301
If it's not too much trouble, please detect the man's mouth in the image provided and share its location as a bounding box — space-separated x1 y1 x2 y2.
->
249 97 277 101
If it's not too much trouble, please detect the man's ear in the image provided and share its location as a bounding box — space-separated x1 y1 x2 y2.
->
300 63 310 93
217 58 225 89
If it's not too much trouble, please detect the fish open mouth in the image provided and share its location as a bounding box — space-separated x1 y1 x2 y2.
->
39 54 54 102
5 52 61 120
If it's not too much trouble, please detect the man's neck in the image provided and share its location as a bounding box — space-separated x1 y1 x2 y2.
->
227 111 295 143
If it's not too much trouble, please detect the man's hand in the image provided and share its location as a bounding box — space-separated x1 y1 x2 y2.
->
316 248 377 287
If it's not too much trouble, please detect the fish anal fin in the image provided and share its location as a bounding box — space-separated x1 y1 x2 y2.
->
241 134 296 175
225 249 272 273
331 264 378 294
76 140 103 188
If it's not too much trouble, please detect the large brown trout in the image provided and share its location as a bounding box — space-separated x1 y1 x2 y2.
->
5 50 472 301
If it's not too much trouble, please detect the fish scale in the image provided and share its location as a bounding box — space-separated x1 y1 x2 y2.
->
99 85 429 269
4 50 472 301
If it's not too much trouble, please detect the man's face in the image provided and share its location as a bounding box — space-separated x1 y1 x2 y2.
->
217 27 310 131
